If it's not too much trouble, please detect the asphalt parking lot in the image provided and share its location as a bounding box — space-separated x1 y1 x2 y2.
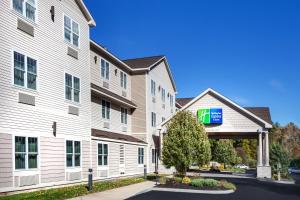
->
128 177 300 200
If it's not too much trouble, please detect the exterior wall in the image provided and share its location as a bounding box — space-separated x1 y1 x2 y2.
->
0 0 92 191
131 73 147 133
146 62 176 172
91 140 146 179
91 96 132 134
90 50 132 101
0 133 13 188
186 93 263 133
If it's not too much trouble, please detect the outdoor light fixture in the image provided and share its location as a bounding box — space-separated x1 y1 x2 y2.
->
115 69 118 75
94 56 97 64
50 6 55 22
52 121 57 137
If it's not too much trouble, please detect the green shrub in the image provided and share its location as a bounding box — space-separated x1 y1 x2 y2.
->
159 176 167 185
218 180 236 190
172 177 183 183
191 178 218 188
182 177 191 184
0 177 145 200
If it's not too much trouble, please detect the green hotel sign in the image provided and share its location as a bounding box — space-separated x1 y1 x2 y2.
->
197 108 223 125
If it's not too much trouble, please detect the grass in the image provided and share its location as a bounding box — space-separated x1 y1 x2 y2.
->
0 177 145 200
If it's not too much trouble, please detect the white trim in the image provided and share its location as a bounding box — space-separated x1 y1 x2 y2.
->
64 139 82 172
64 71 82 105
91 136 147 146
160 88 272 129
96 141 109 169
100 57 110 81
74 0 96 26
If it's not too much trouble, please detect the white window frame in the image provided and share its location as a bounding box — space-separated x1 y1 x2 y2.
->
63 14 80 48
121 107 128 125
65 140 81 168
161 88 166 102
120 71 127 90
151 80 156 96
12 50 38 91
100 58 110 80
11 0 38 23
97 142 109 168
102 100 111 120
13 135 39 171
138 147 144 166
151 112 156 127
64 72 81 104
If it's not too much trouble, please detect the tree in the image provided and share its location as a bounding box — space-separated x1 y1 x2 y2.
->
212 139 237 167
270 143 290 176
162 111 211 175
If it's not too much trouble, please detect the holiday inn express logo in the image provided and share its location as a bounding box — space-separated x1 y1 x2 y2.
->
197 108 223 125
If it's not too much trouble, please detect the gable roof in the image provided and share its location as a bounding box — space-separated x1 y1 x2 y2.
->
123 56 164 70
162 88 272 129
75 0 96 27
123 56 177 92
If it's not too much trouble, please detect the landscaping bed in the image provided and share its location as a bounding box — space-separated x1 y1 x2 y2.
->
157 176 236 191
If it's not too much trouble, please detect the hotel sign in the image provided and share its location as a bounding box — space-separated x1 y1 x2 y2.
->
197 108 223 125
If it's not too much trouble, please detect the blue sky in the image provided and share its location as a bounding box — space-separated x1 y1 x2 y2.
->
85 0 300 126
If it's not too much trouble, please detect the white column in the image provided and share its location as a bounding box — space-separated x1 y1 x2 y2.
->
258 132 263 166
265 131 270 166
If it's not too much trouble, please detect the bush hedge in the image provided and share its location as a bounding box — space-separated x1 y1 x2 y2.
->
191 178 218 188
0 177 145 200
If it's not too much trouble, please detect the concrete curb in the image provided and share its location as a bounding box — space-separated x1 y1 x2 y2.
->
151 187 235 194
257 178 295 185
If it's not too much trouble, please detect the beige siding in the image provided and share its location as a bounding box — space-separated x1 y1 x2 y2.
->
186 93 263 132
125 144 145 175
108 142 120 177
40 137 65 184
82 140 90 179
91 96 132 134
92 141 98 177
0 133 13 188
0 0 91 141
90 51 132 101
131 74 147 133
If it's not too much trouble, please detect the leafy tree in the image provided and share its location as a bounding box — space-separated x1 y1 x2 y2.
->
162 111 211 175
212 139 237 167
270 143 290 176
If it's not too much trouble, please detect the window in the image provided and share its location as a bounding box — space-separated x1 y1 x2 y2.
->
101 59 109 80
15 136 38 170
162 117 165 122
151 80 156 96
152 149 157 164
121 107 128 124
64 15 79 47
102 100 110 120
120 71 127 89
98 143 108 166
13 0 37 22
161 88 165 102
138 147 144 165
170 94 174 107
65 73 80 103
14 51 37 90
151 112 156 127
120 145 124 165
66 140 81 167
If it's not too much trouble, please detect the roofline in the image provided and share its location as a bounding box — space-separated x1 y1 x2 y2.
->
90 40 133 72
76 0 96 27
161 88 273 129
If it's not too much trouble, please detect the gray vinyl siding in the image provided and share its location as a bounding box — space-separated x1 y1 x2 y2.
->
40 137 65 184
0 133 13 188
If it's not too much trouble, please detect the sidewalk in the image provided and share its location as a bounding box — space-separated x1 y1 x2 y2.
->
68 181 155 200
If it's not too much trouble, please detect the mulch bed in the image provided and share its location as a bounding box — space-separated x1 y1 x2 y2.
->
157 181 228 191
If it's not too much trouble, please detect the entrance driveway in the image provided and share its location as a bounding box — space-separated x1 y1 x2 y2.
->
128 177 300 200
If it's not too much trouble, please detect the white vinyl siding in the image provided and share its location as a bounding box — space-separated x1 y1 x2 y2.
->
98 143 108 166
102 100 110 120
138 147 144 165
120 71 127 89
12 0 37 22
15 136 38 170
121 107 128 124
66 140 81 167
65 73 80 103
170 94 174 107
13 51 37 90
101 59 109 80
64 15 80 47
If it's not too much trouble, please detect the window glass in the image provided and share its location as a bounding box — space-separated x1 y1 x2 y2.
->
28 137 37 168
15 136 38 169
13 0 23 14
15 136 26 169
73 77 80 103
65 73 72 101
26 1 35 21
138 147 144 164
27 57 37 90
98 143 108 166
13 0 36 22
64 15 79 47
14 52 25 87
74 141 80 167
